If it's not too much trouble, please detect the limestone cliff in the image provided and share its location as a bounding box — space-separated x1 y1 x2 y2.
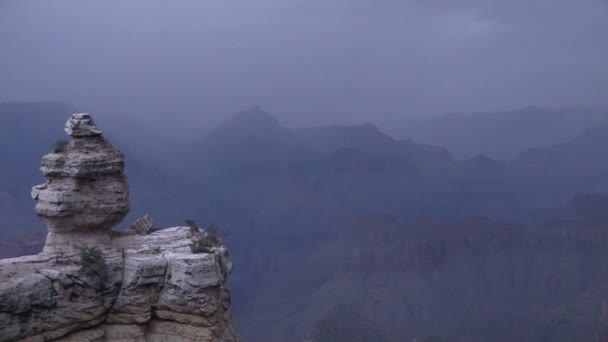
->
0 114 240 342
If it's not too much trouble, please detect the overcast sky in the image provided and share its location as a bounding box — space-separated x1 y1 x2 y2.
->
1 0 607 136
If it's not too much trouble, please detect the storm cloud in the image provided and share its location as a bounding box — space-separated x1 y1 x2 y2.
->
1 0 607 136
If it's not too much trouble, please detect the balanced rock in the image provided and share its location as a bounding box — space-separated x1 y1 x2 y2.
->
31 113 130 253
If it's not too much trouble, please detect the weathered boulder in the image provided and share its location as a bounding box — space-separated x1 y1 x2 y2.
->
129 215 156 235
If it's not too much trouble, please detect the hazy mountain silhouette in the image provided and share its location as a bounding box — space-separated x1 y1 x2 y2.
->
396 107 608 160
3 104 608 341
5 103 608 238
504 123 608 206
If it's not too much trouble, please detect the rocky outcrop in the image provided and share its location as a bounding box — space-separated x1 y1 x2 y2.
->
0 227 239 342
31 113 130 254
0 114 240 342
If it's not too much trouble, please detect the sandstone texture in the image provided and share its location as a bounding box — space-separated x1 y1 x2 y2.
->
0 114 240 342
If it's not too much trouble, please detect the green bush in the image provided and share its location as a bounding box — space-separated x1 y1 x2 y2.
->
190 236 216 253
75 245 107 279
52 139 69 153
189 222 227 253
205 225 223 245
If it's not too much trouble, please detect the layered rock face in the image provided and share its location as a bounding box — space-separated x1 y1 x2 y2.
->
0 114 240 342
0 228 239 342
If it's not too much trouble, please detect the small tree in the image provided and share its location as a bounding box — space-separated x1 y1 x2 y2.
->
205 224 223 245
185 219 200 233
75 245 107 279
52 139 69 153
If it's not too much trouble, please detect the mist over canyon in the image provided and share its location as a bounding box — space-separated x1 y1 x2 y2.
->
2 1 608 340
2 102 608 341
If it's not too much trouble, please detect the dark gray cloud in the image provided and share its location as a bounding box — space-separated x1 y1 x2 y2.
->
1 0 607 137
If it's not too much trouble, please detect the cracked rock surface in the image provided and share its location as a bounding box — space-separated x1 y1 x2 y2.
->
0 228 239 342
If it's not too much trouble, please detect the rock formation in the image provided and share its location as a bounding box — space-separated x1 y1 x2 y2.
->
0 114 240 342
31 113 130 253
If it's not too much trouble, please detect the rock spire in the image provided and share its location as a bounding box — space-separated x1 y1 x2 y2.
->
31 113 130 253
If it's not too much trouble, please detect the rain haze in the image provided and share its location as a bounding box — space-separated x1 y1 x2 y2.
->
1 0 608 138
5 2 608 342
